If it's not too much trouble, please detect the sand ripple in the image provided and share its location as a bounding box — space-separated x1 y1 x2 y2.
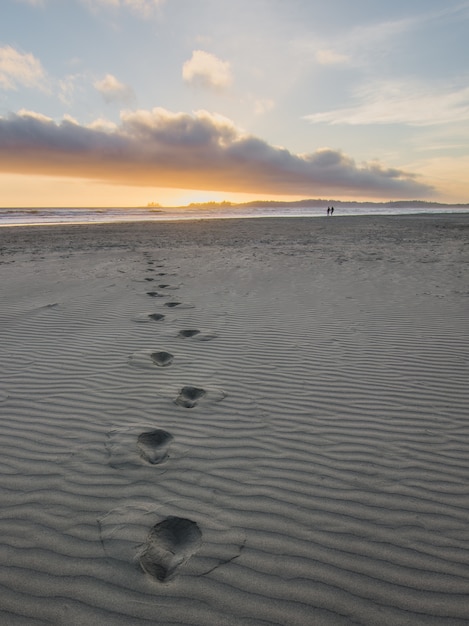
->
0 216 468 624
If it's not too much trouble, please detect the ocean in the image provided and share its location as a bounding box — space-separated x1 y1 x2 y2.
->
1 204 469 227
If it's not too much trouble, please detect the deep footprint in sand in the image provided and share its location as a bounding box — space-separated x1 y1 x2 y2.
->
148 313 165 321
139 517 202 582
175 386 206 408
106 425 174 468
128 349 177 369
99 503 245 578
178 329 217 341
178 329 201 338
147 291 166 298
150 351 174 367
163 301 194 309
137 429 173 465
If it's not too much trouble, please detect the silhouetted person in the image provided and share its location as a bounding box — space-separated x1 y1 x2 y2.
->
330 206 334 215
327 207 330 216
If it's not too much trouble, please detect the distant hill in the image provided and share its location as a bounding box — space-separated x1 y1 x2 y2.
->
176 199 469 209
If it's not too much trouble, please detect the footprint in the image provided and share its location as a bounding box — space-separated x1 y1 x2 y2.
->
99 503 245 578
178 329 217 341
147 292 165 298
139 517 202 582
163 302 194 310
150 351 173 367
175 386 206 408
148 313 165 321
128 349 176 369
157 284 179 291
132 313 165 323
145 277 155 282
137 429 173 465
178 329 200 338
105 425 174 468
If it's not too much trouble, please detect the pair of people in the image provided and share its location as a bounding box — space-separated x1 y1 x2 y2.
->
327 206 334 216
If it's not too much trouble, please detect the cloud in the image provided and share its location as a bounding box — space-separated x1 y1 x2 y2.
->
304 5 469 72
15 0 46 6
82 0 164 18
254 99 275 115
183 50 232 91
0 45 46 91
315 49 349 66
297 14 415 72
95 74 135 104
0 108 432 198
16 109 52 122
58 73 84 106
304 80 469 126
122 0 163 14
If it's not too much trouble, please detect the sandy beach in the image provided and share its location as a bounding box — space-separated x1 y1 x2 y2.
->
0 214 468 625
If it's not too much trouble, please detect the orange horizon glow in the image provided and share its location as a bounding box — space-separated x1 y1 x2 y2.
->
1 172 455 210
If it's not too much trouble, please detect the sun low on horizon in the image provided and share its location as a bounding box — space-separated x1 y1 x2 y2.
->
1 0 469 208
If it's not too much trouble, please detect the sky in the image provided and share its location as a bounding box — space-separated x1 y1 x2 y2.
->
1 0 468 207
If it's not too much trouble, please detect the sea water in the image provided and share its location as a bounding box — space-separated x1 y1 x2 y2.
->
1 204 469 227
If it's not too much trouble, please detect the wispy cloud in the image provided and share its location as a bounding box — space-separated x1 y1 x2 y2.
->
344 16 416 61
58 73 85 106
315 49 349 66
82 0 165 18
183 50 232 91
254 98 275 115
304 4 469 71
0 108 432 198
0 45 46 91
95 74 135 104
304 80 469 126
298 15 415 71
15 0 46 6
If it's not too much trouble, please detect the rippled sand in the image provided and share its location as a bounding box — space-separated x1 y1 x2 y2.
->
0 215 468 625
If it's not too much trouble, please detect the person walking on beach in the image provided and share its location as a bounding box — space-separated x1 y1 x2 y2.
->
330 206 334 215
327 207 330 216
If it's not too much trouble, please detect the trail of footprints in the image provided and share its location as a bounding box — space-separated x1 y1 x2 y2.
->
102 253 232 583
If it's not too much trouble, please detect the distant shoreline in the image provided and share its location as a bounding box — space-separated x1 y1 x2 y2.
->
1 198 469 212
176 198 469 210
